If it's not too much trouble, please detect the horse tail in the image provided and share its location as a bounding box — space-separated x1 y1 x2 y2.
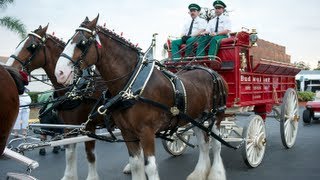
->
210 70 227 110
4 66 25 94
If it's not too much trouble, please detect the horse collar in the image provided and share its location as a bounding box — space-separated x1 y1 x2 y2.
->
97 50 155 115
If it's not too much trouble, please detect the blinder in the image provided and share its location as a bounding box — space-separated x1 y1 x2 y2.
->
10 31 46 73
27 32 46 53
62 26 99 68
26 42 39 54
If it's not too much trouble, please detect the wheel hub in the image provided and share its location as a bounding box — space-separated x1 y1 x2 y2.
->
253 133 266 149
293 114 300 122
285 114 300 122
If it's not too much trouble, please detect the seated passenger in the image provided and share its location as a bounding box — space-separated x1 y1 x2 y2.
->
198 0 231 60
171 3 207 60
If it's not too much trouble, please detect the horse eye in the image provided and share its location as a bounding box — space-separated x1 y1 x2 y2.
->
27 44 37 53
76 40 87 51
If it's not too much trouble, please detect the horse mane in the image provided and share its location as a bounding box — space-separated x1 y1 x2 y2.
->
78 19 140 52
3 66 25 95
46 34 66 47
96 25 141 53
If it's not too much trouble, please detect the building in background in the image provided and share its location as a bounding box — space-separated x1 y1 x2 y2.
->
296 70 320 92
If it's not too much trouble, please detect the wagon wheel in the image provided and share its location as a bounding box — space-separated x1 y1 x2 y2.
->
242 115 266 168
162 132 191 156
280 88 299 149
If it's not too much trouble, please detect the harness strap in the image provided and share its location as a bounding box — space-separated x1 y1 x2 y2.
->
85 131 139 143
104 113 117 140
60 53 77 64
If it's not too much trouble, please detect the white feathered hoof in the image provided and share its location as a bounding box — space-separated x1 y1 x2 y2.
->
61 176 78 180
86 175 99 180
122 163 131 174
207 168 226 180
187 170 208 180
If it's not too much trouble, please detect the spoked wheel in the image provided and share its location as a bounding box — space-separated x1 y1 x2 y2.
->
162 132 191 156
280 88 299 149
242 115 266 168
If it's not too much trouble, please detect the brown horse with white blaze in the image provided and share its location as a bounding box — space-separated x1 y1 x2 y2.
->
55 15 228 180
7 25 108 180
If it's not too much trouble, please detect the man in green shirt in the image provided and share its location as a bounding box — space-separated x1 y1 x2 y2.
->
198 1 231 60
37 91 64 155
171 3 207 60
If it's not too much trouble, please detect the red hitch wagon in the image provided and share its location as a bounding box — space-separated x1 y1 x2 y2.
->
162 29 301 167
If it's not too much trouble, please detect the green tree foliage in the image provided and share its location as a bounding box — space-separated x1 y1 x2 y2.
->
0 0 14 9
294 61 311 70
313 61 320 70
0 0 26 39
297 91 315 102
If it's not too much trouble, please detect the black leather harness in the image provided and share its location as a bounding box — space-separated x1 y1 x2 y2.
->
88 47 238 149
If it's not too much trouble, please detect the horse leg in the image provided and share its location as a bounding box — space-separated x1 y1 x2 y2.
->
61 143 78 180
123 132 146 180
187 126 211 180
85 140 99 180
140 131 159 180
208 124 226 180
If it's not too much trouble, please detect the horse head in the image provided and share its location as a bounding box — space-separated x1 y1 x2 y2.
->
7 25 49 72
7 24 65 75
55 15 100 86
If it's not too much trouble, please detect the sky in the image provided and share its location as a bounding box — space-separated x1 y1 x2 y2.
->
1 0 320 68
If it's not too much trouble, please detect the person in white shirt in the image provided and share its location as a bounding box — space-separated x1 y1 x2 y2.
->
171 3 207 60
198 0 231 59
13 91 31 137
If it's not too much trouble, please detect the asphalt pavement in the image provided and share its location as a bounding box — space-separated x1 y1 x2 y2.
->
1 107 320 180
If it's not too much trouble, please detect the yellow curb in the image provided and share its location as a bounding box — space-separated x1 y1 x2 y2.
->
29 118 39 124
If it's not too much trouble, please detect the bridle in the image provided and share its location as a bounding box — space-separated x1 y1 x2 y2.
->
10 32 47 74
60 27 100 70
61 25 142 86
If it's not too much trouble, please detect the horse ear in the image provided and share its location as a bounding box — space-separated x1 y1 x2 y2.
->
84 16 89 22
42 23 49 33
38 25 42 30
89 14 99 28
37 23 49 37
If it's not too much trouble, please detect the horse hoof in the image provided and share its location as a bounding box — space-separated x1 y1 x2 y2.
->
39 148 46 156
207 170 226 180
52 146 60 154
86 176 99 180
187 171 208 180
61 177 78 180
122 163 131 174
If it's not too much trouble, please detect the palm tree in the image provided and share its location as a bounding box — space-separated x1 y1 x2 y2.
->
0 0 26 39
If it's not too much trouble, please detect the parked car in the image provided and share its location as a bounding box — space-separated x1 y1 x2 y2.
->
303 91 320 123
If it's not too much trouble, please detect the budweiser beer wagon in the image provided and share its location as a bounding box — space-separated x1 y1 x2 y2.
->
162 29 301 167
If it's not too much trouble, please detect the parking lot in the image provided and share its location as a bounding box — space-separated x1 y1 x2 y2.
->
1 107 320 180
